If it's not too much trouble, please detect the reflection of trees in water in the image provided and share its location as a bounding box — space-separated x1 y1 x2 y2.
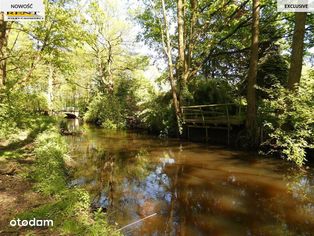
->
78 147 151 210
283 168 314 233
285 167 314 201
159 164 314 235
69 135 314 235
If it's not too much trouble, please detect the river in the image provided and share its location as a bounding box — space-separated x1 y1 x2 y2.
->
65 123 314 235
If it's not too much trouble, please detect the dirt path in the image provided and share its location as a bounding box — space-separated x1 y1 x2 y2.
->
0 144 51 235
0 174 48 234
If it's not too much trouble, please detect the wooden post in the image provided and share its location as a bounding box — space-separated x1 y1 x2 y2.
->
226 105 230 145
205 127 208 143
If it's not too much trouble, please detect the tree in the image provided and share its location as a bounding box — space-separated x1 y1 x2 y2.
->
84 0 148 95
287 12 307 90
6 0 82 90
246 0 260 143
161 0 182 133
176 0 186 102
0 13 8 88
177 0 198 103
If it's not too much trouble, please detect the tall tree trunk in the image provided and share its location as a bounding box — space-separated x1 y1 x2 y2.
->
287 12 307 90
246 0 260 143
47 65 54 113
177 0 186 103
177 0 185 70
0 13 8 88
187 0 197 72
106 41 114 94
161 0 182 134
177 0 198 103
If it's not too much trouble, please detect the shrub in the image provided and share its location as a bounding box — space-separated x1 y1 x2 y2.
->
84 95 125 129
259 74 314 166
139 92 177 136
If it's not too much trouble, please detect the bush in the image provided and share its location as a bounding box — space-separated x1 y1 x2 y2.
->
139 92 177 136
259 74 314 166
84 95 125 129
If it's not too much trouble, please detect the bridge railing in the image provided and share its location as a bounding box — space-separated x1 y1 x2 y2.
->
60 107 79 112
181 103 246 127
181 103 246 144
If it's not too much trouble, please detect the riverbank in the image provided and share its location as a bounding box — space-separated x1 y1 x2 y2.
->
0 120 120 235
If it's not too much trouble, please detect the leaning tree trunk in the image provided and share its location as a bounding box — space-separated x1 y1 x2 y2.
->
0 13 8 88
161 0 182 134
177 0 186 103
246 0 260 144
287 12 307 90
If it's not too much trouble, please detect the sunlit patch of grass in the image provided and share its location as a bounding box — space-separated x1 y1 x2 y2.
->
20 128 121 235
19 188 121 235
0 150 23 160
30 129 68 195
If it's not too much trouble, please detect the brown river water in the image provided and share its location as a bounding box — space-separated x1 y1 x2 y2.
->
65 123 314 236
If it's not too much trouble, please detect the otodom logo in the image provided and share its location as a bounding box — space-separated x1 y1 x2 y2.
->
10 218 54 227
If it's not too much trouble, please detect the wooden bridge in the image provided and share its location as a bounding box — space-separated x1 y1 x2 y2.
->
181 103 246 144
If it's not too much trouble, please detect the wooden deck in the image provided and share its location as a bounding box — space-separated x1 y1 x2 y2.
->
181 103 246 144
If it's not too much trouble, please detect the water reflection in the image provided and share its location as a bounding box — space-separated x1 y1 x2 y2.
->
60 118 81 135
66 127 314 235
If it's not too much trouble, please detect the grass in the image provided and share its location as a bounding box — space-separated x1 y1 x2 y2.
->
0 116 55 153
19 128 121 235
1 114 121 235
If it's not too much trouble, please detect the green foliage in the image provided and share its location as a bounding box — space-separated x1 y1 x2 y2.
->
20 188 120 236
33 129 68 195
84 73 158 131
24 128 120 235
140 92 177 136
0 91 49 139
187 78 236 105
257 52 289 98
84 95 125 129
259 75 314 166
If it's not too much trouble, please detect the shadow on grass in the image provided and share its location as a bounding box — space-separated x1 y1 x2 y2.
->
0 116 55 154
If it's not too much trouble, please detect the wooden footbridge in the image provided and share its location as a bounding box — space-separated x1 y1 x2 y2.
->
181 103 246 144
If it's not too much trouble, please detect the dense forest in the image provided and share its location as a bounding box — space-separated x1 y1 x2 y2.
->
0 0 314 235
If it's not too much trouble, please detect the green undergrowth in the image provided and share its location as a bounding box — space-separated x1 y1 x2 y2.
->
32 130 68 195
20 128 121 235
0 114 54 145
